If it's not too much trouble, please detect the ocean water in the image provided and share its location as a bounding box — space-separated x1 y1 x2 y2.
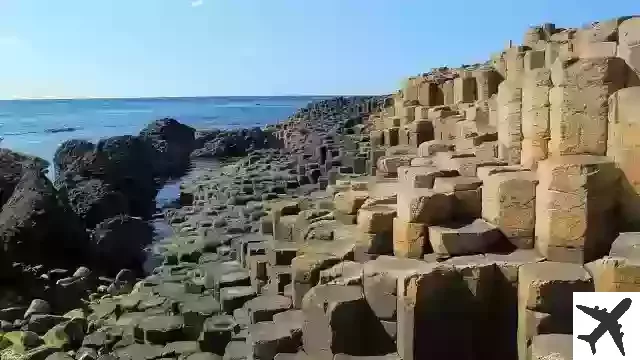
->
0 96 325 171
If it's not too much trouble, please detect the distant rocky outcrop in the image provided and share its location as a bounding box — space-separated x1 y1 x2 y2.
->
140 118 196 179
190 127 278 159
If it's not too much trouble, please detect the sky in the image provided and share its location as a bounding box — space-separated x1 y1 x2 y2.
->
0 1 638 99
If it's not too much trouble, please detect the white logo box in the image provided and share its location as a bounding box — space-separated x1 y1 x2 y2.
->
573 292 640 359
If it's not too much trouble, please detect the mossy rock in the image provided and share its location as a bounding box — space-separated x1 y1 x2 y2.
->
1 332 44 353
0 345 60 360
42 319 85 351
62 309 87 320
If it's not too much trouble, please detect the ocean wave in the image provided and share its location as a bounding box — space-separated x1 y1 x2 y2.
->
44 126 81 134
2 126 83 136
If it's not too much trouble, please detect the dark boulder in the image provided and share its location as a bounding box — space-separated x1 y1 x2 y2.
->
190 127 270 159
91 215 154 275
53 140 94 181
140 118 196 178
194 129 223 149
0 149 49 208
0 170 90 273
56 135 157 219
65 179 129 228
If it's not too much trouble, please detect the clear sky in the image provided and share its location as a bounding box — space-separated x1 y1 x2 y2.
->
0 0 638 99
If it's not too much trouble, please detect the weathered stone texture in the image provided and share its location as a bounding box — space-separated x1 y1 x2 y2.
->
607 87 640 230
521 68 552 169
535 156 620 263
482 171 537 249
497 79 523 164
549 57 627 156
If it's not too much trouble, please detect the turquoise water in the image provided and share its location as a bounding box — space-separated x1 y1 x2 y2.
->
0 96 325 168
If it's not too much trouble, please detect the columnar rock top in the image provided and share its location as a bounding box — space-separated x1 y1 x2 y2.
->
4 15 640 360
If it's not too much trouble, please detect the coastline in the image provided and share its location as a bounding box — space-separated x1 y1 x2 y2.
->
0 95 383 360
3 15 640 360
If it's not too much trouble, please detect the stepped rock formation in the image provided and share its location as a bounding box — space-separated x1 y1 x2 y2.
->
6 16 640 360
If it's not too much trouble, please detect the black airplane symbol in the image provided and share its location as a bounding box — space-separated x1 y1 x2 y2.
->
576 298 632 356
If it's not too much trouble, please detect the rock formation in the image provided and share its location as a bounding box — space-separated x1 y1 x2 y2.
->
6 15 640 360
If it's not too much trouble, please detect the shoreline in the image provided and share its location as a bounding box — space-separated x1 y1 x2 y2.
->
4 15 640 359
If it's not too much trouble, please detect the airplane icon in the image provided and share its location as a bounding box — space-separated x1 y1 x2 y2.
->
576 298 632 356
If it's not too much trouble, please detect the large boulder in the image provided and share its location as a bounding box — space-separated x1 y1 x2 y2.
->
191 127 269 159
56 135 157 219
140 118 196 178
0 149 49 207
65 179 129 228
52 140 95 182
0 170 90 273
91 215 154 275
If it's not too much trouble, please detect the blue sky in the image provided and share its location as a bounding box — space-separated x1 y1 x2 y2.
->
0 0 638 99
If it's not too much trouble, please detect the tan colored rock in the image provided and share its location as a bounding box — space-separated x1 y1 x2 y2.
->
441 80 454 105
429 219 504 256
392 218 429 259
357 205 397 234
432 176 482 193
587 256 640 292
518 261 593 313
549 56 627 156
418 81 443 106
417 140 454 157
398 166 459 189
524 50 546 71
436 152 506 177
376 155 414 174
370 129 384 147
361 255 432 320
396 188 452 224
581 41 618 58
497 79 523 165
607 87 640 229
615 17 640 85
476 165 525 183
505 46 526 81
427 105 457 120
407 120 434 147
488 94 499 127
302 284 395 360
334 191 369 215
396 263 474 360
451 187 482 221
464 105 489 124
455 119 479 139
530 334 573 360
482 171 537 248
409 157 434 167
473 69 502 101
517 309 572 360
385 145 417 157
491 51 507 79
453 76 477 104
402 77 421 104
535 155 620 263
521 68 552 169
474 140 500 160
382 127 399 147
291 253 341 308
273 215 298 242
433 115 463 142
609 232 640 258
442 254 507 360
413 106 429 121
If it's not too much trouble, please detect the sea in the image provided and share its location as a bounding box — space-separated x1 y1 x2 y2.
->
0 96 325 208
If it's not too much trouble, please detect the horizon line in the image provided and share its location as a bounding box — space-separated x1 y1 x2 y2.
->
0 93 384 101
